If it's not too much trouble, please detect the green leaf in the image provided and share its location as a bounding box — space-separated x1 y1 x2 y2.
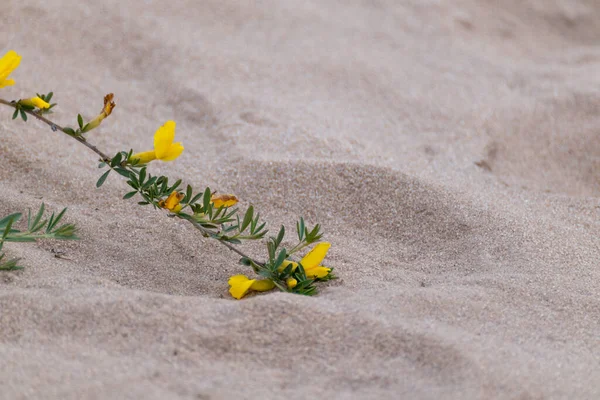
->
240 205 254 233
20 109 27 121
184 185 192 203
239 257 252 266
127 180 139 190
12 109 18 120
63 127 77 136
46 92 53 102
96 170 111 188
267 241 275 263
202 187 211 210
2 217 15 239
275 225 285 248
167 179 182 193
274 248 287 270
110 152 122 168
29 203 46 232
77 114 83 129
189 192 203 206
114 167 131 178
141 176 157 189
123 191 137 200
47 208 67 232
297 217 305 241
138 167 146 184
0 213 22 229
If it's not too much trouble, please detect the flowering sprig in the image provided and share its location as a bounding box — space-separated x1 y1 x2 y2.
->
0 204 78 270
0 49 337 298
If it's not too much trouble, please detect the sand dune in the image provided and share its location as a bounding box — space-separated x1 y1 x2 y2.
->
1 0 599 399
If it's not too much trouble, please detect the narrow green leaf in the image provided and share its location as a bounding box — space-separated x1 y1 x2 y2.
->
110 152 122 168
138 167 147 185
267 241 275 263
274 248 287 270
20 110 27 121
0 213 21 229
189 192 203 205
12 109 18 119
114 167 131 178
123 191 137 200
141 176 157 189
96 170 111 188
275 225 285 248
47 208 67 232
77 114 83 129
63 127 76 136
2 217 16 239
30 203 45 231
297 217 305 241
240 205 254 233
184 185 192 203
202 187 211 210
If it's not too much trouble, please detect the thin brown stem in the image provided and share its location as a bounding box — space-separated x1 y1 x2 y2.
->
0 98 111 162
188 219 265 267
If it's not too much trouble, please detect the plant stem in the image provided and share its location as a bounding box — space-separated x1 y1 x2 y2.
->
0 98 112 162
0 98 265 268
288 241 309 256
188 219 265 267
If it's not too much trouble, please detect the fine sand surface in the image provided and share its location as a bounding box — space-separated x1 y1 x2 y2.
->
1 1 599 399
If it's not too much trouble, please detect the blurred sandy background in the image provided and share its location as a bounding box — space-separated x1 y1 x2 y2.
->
1 1 599 399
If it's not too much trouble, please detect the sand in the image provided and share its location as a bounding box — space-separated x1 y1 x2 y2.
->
1 0 599 398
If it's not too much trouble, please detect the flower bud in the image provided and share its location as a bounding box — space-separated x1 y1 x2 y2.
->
82 93 115 133
19 96 50 109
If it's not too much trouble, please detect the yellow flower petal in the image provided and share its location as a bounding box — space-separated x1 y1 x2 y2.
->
154 121 176 159
286 277 297 289
0 78 15 88
211 194 238 208
304 266 331 279
229 278 255 300
161 191 184 212
30 96 50 109
228 274 251 286
102 93 115 117
130 150 157 164
0 50 21 87
160 142 184 161
300 242 331 270
250 279 275 292
277 259 298 273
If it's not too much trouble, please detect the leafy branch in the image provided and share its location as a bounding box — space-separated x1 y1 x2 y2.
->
0 203 77 270
0 85 334 298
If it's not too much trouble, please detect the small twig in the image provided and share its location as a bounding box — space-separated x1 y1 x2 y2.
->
0 98 111 162
188 219 265 267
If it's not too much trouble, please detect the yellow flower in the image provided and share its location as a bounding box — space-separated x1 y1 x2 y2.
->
82 93 116 132
228 275 275 300
278 242 332 279
0 50 21 89
19 96 50 109
211 193 238 208
158 191 184 213
130 120 184 164
286 277 297 289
